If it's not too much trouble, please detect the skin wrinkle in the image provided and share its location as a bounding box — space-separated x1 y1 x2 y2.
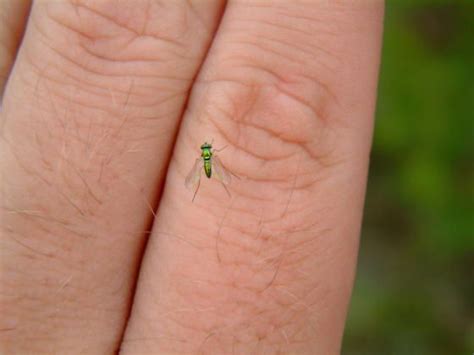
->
224 59 289 90
259 232 326 275
66 0 145 37
46 7 95 41
198 77 340 172
214 122 341 175
24 59 188 111
4 224 80 272
197 297 306 354
4 260 90 304
167 280 270 338
27 18 193 81
209 104 317 164
216 207 267 262
78 39 192 65
214 219 326 269
225 23 342 82
208 181 334 250
45 1 204 65
209 97 318 167
272 7 351 34
215 194 237 262
185 276 265 294
228 38 310 72
230 32 338 74
139 0 151 35
226 60 341 119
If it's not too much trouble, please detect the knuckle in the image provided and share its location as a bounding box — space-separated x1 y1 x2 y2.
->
17 1 201 131
30 1 197 78
201 69 341 173
199 2 350 168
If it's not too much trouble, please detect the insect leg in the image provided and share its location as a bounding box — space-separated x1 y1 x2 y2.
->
229 170 241 180
192 178 201 202
220 181 231 198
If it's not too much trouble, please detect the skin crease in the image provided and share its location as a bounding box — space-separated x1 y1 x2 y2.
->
0 1 384 354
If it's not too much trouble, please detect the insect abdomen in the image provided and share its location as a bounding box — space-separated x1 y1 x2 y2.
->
204 159 212 178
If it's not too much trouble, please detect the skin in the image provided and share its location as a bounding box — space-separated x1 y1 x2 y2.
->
0 0 384 354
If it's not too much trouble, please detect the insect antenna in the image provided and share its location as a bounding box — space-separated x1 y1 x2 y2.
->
213 145 227 153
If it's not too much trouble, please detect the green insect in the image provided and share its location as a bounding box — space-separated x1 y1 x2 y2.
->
185 141 233 201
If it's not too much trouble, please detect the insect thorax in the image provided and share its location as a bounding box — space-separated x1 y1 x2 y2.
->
201 148 212 160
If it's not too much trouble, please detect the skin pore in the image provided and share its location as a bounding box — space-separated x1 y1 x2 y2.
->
0 1 384 354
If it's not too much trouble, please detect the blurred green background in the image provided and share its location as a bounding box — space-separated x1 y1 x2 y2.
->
342 2 473 354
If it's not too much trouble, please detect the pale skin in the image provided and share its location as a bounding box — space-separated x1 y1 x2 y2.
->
0 0 384 354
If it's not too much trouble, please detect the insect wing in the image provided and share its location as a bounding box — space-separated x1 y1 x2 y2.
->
185 158 203 190
211 155 231 185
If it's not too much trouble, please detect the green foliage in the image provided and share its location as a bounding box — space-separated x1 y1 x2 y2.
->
343 2 474 354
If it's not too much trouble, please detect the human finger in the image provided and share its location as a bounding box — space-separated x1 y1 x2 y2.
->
0 0 224 352
123 0 384 354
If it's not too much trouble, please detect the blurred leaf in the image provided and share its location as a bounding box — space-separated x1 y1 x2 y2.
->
343 2 473 354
